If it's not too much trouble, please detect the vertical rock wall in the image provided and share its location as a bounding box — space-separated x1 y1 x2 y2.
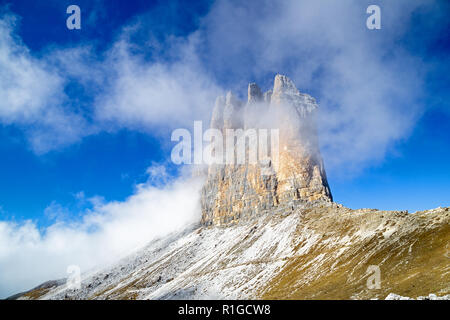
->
201 75 332 226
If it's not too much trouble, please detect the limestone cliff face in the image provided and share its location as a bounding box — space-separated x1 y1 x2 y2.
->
201 75 332 226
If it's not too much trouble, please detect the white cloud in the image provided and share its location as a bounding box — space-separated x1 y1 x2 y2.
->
0 167 203 298
197 0 430 174
44 201 72 222
0 15 61 123
93 35 221 134
0 1 435 171
0 11 221 152
0 14 92 153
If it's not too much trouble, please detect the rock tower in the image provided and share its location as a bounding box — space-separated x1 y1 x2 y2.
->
201 75 332 226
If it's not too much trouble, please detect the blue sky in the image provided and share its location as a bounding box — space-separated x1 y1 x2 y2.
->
0 0 210 226
0 0 449 297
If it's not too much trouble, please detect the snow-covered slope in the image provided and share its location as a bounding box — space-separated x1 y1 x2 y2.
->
18 203 450 300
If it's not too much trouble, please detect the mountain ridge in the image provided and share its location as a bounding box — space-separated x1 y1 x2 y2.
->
14 204 450 300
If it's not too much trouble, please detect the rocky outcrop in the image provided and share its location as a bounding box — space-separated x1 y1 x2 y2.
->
201 75 332 226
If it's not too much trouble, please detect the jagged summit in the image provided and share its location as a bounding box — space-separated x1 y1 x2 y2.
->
273 74 299 95
248 83 263 103
223 91 243 129
210 96 225 129
201 75 332 226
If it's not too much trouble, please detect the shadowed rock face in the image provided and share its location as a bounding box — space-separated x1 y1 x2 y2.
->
201 75 332 226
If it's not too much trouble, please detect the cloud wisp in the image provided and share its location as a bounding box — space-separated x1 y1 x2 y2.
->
197 0 431 174
0 1 440 172
0 167 203 298
0 9 221 153
0 14 93 153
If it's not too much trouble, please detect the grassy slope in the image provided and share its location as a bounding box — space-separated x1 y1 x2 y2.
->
260 207 450 299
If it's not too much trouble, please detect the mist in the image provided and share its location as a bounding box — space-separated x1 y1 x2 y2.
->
0 167 203 298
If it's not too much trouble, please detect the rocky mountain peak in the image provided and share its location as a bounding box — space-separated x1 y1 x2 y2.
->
273 74 299 95
201 75 332 226
210 96 225 129
223 91 242 129
248 83 263 104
